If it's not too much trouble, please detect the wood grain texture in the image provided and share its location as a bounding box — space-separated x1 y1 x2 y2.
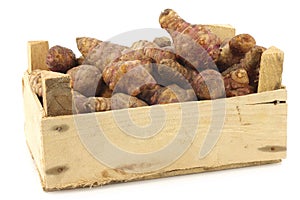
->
38 88 286 191
27 41 49 73
22 72 45 183
258 46 284 92
41 71 72 117
204 24 235 41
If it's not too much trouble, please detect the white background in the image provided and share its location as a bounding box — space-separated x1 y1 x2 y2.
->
0 0 299 199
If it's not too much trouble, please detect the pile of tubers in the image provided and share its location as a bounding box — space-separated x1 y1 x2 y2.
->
29 9 266 113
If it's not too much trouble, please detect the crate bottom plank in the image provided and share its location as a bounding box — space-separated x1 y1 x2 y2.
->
43 159 281 191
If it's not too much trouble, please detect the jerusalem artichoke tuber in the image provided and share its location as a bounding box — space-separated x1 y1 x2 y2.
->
84 41 128 72
85 93 148 112
191 69 225 100
76 37 102 58
159 9 221 66
102 60 156 96
46 45 76 73
216 34 256 72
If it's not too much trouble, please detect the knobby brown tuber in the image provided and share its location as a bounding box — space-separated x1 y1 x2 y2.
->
157 59 197 88
118 40 159 62
159 8 221 68
230 34 256 55
192 69 225 100
102 60 156 96
84 96 112 112
156 84 196 104
69 65 102 97
97 78 113 98
84 41 128 72
46 45 77 73
153 36 171 48
144 47 176 63
72 91 89 114
137 84 163 105
85 93 148 112
29 69 43 97
217 34 256 72
138 84 196 105
222 45 265 91
223 68 253 97
76 37 102 58
240 45 265 90
76 56 85 65
66 66 80 88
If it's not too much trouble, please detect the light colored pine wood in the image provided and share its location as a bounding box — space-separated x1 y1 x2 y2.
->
22 72 45 183
27 41 49 73
41 71 72 117
258 46 284 92
204 24 235 40
37 88 286 191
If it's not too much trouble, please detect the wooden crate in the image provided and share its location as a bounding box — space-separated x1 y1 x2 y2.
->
22 25 287 191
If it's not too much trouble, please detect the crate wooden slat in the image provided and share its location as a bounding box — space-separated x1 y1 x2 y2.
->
27 41 49 73
22 25 287 191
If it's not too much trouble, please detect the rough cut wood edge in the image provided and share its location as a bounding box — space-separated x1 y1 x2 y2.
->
258 46 284 93
44 159 281 191
27 41 49 73
23 72 45 182
41 71 72 117
22 72 45 117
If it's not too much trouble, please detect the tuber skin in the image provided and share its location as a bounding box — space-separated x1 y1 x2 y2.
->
119 40 159 61
156 84 197 104
229 34 256 55
191 69 225 100
130 40 159 50
76 56 85 65
111 93 148 109
240 45 265 90
29 69 43 97
76 37 102 58
46 45 77 73
118 49 150 62
72 91 89 114
157 59 197 88
84 41 128 73
222 45 265 91
102 60 156 96
71 65 102 97
217 34 256 72
159 9 221 63
137 84 163 105
68 66 112 98
85 96 112 112
153 36 171 48
66 66 80 88
144 47 176 63
223 68 254 97
138 84 196 105
97 78 113 98
85 93 148 112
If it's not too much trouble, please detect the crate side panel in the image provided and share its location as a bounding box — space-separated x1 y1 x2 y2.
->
23 73 46 181
40 89 286 190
